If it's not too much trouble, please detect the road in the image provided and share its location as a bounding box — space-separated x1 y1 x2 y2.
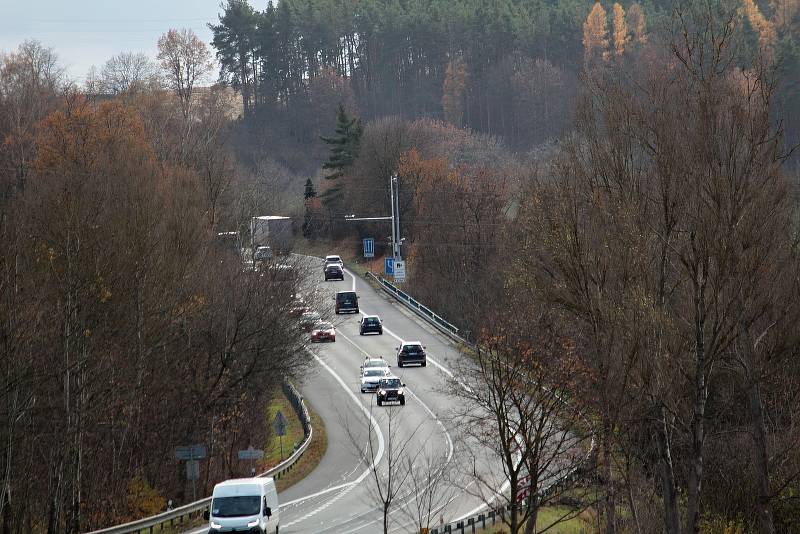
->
190 257 504 533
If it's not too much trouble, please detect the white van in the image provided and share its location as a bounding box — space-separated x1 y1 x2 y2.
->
204 477 279 533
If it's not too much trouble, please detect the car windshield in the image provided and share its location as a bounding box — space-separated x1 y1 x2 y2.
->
326 256 341 262
364 369 386 377
315 322 333 330
211 496 260 518
381 379 401 388
364 360 385 367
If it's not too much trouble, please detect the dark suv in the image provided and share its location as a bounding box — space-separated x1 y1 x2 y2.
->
359 316 383 335
334 291 359 314
376 377 405 406
324 264 344 281
396 342 426 367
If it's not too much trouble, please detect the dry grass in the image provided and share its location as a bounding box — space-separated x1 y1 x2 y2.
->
271 400 328 493
470 505 596 534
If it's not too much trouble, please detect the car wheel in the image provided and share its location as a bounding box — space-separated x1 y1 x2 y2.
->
398 361 403 368
378 329 383 335
359 330 363 335
332 337 336 342
400 397 405 406
361 388 365 393
377 398 382 406
421 361 427 367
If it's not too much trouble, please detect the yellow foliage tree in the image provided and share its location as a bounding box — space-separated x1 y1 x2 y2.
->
583 2 610 66
442 57 468 126
612 3 628 57
742 0 777 51
127 474 166 519
627 3 647 44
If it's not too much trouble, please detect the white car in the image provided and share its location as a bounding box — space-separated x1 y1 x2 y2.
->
360 357 390 377
360 368 391 393
324 255 344 268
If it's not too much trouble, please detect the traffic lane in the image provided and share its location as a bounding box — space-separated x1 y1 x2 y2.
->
281 323 451 532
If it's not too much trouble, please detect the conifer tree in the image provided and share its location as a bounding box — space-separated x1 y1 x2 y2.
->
628 3 647 44
304 178 317 199
321 103 362 180
583 3 610 66
612 4 628 57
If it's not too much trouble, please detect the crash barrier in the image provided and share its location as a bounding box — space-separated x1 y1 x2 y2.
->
85 382 312 534
365 272 468 345
366 271 597 533
429 463 589 534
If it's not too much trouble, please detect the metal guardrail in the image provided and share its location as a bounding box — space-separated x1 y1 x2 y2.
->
365 271 597 533
365 272 467 344
85 382 313 534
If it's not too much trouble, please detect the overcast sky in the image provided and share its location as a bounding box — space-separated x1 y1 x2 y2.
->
0 0 231 82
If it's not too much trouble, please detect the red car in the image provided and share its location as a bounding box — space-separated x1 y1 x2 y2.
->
310 322 336 342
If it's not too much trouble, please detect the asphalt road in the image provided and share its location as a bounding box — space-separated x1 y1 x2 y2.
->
189 257 505 533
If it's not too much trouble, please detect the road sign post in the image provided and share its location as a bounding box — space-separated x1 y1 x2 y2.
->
273 411 287 460
238 446 264 476
175 445 206 501
363 238 375 258
393 260 406 282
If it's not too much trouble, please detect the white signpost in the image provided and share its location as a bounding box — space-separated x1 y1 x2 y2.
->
393 260 406 282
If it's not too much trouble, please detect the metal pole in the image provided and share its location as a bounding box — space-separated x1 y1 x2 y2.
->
393 174 402 261
390 174 397 261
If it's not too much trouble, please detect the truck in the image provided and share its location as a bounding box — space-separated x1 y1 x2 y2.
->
250 216 293 255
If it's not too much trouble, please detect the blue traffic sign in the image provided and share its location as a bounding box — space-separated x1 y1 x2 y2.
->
363 238 375 258
385 257 394 276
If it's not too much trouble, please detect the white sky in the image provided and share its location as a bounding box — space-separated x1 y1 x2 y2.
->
0 0 236 82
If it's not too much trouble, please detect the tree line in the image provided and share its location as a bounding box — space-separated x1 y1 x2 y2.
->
0 35 312 533
306 2 800 532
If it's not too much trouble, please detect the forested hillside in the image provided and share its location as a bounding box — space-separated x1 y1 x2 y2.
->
211 0 800 169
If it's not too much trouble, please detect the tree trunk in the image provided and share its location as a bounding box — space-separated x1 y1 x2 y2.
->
655 406 680 534
748 380 775 534
602 414 616 534
685 272 708 534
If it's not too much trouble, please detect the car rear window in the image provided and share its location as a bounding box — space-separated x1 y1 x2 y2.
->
404 345 423 353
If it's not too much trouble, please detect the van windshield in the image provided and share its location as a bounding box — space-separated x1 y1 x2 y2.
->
211 496 260 517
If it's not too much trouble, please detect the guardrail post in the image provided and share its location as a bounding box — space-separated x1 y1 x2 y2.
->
468 517 475 533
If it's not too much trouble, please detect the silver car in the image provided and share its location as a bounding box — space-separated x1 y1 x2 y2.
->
360 368 390 393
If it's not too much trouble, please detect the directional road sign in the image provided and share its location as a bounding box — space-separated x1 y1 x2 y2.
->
238 446 265 461
186 460 200 481
385 257 394 276
175 445 207 460
363 237 375 258
393 260 406 282
273 411 288 437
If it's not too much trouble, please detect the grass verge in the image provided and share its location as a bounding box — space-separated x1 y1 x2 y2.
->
472 505 595 534
259 393 328 493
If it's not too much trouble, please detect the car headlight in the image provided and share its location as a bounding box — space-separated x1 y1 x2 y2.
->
398 388 404 395
247 520 259 527
378 389 385 395
210 521 223 529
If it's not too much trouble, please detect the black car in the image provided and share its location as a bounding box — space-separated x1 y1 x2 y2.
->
324 264 344 281
376 377 405 406
334 291 359 314
359 315 383 335
396 342 426 367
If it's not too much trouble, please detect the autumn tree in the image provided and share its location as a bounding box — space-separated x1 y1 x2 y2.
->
627 3 647 44
583 3 610 66
157 28 214 118
612 4 628 57
743 0 777 52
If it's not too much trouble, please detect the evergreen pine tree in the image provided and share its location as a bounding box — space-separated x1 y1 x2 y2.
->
321 103 362 180
304 178 317 199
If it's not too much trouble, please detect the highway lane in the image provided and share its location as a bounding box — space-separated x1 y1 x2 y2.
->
188 257 502 533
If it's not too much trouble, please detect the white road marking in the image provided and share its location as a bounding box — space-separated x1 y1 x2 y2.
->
280 351 385 527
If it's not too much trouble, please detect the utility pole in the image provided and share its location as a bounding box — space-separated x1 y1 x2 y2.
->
345 173 403 262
